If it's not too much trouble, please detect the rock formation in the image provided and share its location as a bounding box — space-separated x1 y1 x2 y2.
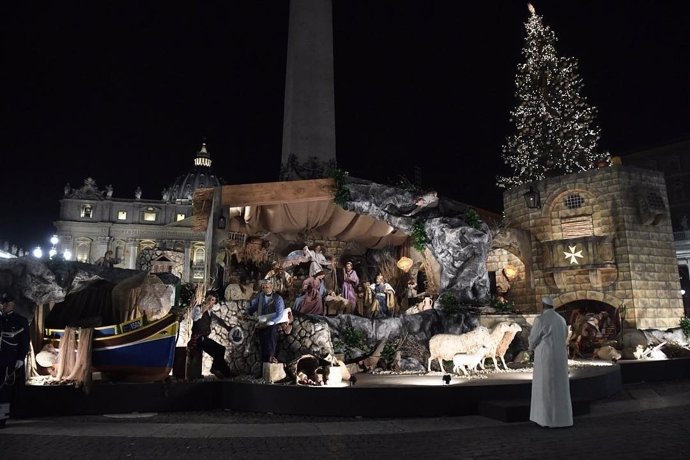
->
341 176 492 303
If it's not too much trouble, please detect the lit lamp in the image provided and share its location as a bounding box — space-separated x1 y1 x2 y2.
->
523 186 541 209
396 256 414 272
49 234 59 259
32 247 43 259
63 249 73 261
503 265 518 282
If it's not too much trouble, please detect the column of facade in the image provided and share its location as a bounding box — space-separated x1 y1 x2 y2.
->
124 239 138 270
58 235 73 260
93 236 112 263
183 243 192 283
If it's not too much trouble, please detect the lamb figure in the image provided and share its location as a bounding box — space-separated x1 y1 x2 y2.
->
452 345 488 376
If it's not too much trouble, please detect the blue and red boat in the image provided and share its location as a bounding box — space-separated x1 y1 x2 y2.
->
45 313 179 381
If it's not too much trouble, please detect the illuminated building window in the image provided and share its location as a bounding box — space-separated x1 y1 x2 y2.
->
76 242 90 262
192 246 205 279
138 240 156 251
81 205 93 218
143 208 157 222
193 247 205 265
176 213 186 221
117 211 127 220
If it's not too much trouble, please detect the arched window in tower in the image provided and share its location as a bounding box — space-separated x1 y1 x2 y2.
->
552 190 596 239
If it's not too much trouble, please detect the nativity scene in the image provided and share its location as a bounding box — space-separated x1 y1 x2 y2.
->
1 3 689 420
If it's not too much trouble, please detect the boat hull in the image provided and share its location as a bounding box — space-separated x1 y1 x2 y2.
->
45 314 179 382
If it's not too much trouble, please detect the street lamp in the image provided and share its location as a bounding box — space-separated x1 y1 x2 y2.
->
49 234 59 259
523 186 541 209
32 247 43 258
63 249 72 261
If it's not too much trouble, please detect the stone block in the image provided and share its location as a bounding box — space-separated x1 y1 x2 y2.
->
586 290 604 301
326 365 343 386
262 362 287 383
346 363 361 376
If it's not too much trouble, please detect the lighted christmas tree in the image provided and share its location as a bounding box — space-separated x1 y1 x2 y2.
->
497 4 609 189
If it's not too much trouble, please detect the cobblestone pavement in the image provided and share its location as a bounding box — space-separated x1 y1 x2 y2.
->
2 379 690 460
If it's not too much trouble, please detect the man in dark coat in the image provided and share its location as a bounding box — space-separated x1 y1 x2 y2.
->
1 293 30 428
186 291 232 379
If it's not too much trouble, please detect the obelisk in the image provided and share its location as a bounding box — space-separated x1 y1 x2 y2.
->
280 0 337 180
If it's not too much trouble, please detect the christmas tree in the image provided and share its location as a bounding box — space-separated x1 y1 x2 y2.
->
497 4 609 189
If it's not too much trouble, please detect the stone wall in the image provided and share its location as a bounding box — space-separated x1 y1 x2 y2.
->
503 165 684 329
486 248 531 311
179 300 336 377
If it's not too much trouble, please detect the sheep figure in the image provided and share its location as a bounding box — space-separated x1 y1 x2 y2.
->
428 326 489 373
494 322 523 370
478 322 521 370
452 345 488 376
593 345 622 362
427 322 518 373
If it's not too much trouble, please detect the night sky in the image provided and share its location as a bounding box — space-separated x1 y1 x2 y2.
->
2 1 689 251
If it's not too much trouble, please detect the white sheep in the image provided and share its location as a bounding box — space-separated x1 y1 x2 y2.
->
427 322 517 373
452 345 488 376
593 345 622 362
428 327 488 373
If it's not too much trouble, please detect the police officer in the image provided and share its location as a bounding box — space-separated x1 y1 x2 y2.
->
1 293 30 428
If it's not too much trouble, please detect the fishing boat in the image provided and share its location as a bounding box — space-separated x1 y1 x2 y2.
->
45 313 179 381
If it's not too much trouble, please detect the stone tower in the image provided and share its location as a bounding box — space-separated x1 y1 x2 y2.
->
499 165 684 330
279 0 337 180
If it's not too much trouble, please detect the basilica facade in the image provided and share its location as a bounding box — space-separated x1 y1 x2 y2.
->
53 143 221 283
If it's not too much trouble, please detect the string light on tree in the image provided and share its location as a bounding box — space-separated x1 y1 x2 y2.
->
497 3 610 189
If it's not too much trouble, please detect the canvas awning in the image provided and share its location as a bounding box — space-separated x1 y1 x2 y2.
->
193 179 408 249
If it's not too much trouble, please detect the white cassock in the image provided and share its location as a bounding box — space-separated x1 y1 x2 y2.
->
529 308 573 428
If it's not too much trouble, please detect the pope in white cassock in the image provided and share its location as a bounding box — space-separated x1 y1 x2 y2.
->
528 296 573 428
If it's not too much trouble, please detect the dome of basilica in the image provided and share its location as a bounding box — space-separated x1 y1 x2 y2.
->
164 143 222 202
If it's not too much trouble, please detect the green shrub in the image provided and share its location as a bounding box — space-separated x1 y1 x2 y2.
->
680 316 690 338
464 208 482 230
438 291 475 318
489 295 515 313
411 219 428 251
381 342 398 363
334 325 370 357
330 168 351 207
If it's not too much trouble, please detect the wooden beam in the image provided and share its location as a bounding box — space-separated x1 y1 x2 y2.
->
220 178 334 207
192 188 215 232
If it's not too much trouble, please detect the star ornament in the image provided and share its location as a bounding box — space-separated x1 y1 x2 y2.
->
564 245 584 264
